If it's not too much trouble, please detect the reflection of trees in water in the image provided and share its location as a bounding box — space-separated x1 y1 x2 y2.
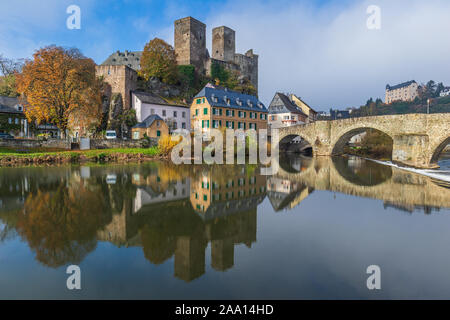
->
16 182 113 268
332 156 392 186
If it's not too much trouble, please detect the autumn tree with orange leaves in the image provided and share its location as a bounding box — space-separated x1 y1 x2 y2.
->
16 46 103 137
140 38 179 84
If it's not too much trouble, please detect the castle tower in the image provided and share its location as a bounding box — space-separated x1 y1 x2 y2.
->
174 17 206 73
212 26 236 62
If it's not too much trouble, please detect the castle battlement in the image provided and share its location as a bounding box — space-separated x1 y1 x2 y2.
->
174 17 259 92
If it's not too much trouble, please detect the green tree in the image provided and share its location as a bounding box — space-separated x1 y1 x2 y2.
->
0 54 23 97
435 82 445 97
140 38 178 84
210 61 229 84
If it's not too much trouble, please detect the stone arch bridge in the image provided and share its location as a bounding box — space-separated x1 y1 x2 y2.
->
276 113 450 168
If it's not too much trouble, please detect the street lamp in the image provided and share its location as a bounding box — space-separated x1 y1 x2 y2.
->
427 98 431 114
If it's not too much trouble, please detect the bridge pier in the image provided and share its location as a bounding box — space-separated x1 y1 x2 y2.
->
392 134 438 169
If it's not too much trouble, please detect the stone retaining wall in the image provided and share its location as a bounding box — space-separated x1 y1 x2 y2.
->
0 138 158 150
0 138 71 150
90 138 157 149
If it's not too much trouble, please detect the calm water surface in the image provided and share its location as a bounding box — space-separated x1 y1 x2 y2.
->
1 154 450 299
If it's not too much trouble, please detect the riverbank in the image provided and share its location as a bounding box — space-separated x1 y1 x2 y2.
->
0 146 165 166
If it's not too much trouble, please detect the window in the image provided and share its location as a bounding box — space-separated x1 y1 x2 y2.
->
162 110 166 117
195 109 198 116
182 112 186 118
182 122 186 129
196 98 201 104
174 111 177 117
151 109 155 115
156 121 160 127
203 195 207 201
15 118 19 124
203 108 208 115
8 118 12 124
157 130 161 137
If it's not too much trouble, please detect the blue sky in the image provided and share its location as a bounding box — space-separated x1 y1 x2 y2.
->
1 0 450 110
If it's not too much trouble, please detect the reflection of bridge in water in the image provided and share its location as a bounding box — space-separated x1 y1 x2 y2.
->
269 155 450 212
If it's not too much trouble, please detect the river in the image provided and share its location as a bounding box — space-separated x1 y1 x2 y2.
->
0 154 450 299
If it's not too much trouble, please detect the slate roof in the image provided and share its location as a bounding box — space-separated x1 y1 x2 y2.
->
268 93 308 116
386 80 416 91
0 96 23 114
133 91 188 108
101 50 142 70
194 84 267 112
133 114 164 129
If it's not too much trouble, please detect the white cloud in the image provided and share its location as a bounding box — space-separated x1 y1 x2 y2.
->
202 0 450 109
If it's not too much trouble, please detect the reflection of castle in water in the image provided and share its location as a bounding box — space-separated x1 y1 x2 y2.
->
96 164 266 282
1 156 450 280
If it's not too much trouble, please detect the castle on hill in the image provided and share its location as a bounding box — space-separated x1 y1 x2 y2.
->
96 16 259 111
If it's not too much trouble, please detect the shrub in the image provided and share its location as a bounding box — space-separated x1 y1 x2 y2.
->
98 152 107 162
158 135 181 155
70 153 80 162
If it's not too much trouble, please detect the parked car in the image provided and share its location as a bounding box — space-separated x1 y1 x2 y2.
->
105 130 117 140
0 133 14 139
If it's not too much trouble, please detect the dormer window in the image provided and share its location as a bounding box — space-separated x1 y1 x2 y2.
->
16 105 23 112
247 100 253 108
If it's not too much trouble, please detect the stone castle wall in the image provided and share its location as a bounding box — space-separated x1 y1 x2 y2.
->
174 17 207 74
96 65 138 110
174 17 259 93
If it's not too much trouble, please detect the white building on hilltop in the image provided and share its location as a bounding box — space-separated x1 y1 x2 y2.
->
440 87 450 97
132 91 190 132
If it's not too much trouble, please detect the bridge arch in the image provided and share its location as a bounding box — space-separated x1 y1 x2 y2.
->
276 124 317 155
331 126 394 157
278 134 313 154
430 136 450 165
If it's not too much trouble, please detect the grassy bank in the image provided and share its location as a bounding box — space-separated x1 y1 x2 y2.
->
0 146 163 166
